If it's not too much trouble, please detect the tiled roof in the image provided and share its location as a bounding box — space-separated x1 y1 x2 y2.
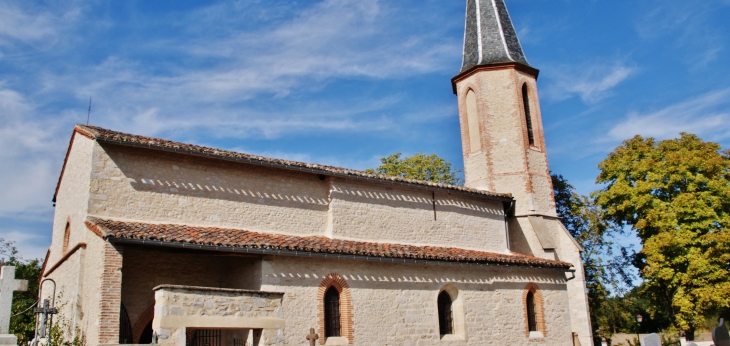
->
72 125 512 201
86 217 571 269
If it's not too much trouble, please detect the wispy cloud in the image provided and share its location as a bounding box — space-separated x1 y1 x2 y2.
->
608 88 730 141
543 62 636 104
636 0 730 67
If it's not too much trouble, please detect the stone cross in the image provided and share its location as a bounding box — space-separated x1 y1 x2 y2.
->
641 333 662 346
306 328 319 346
0 266 27 334
714 318 730 346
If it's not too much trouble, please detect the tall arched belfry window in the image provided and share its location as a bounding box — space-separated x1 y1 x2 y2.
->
324 287 341 337
522 84 535 146
466 89 481 152
437 291 454 335
526 291 537 332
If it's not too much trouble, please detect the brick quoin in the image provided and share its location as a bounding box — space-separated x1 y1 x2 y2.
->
98 243 123 344
523 282 547 339
317 273 354 345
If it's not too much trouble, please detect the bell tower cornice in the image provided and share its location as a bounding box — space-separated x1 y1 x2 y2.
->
451 62 539 94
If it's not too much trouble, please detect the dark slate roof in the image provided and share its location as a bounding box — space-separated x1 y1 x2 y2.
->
66 125 512 201
86 217 571 269
460 0 530 72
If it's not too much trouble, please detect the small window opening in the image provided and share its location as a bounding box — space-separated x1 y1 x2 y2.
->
324 287 341 337
522 84 535 146
62 222 71 253
438 291 454 335
527 291 538 332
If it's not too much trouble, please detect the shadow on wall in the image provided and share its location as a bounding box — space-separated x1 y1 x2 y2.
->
103 144 330 211
265 259 567 291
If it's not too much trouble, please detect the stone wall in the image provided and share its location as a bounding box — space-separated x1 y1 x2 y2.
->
152 285 284 346
328 179 507 252
86 143 510 252
260 256 573 346
49 133 94 266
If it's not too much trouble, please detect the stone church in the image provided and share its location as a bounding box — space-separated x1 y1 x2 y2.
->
41 0 592 345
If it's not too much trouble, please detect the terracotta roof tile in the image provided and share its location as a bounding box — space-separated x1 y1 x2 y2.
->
86 217 571 269
73 124 512 200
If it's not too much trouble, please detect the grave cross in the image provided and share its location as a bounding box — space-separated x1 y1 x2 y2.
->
33 299 58 338
0 266 28 334
306 328 319 346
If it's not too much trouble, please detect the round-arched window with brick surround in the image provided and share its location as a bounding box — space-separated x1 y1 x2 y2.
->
523 283 546 338
317 273 353 345
324 287 341 337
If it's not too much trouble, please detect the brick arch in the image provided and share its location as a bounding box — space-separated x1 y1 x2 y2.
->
317 273 354 345
523 283 547 338
132 305 154 343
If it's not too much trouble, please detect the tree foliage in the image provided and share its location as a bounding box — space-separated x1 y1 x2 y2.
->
594 133 730 339
0 239 42 345
366 152 462 185
552 174 635 344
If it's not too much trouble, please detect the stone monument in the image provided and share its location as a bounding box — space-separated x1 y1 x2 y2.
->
0 266 28 346
642 333 662 346
714 318 730 346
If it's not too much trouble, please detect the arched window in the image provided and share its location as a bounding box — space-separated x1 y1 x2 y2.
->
324 287 341 337
466 89 481 152
522 84 535 146
526 291 537 332
437 291 454 335
62 222 71 253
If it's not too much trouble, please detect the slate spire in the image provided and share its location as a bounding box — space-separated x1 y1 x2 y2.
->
460 0 530 72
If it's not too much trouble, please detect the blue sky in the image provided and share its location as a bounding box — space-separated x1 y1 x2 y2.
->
1 0 729 260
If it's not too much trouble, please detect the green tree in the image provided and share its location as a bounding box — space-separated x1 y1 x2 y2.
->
594 133 730 340
366 152 462 185
0 238 42 345
552 174 635 345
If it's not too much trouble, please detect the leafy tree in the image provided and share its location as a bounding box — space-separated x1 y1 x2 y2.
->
594 133 730 340
0 238 42 345
552 174 635 345
366 152 462 185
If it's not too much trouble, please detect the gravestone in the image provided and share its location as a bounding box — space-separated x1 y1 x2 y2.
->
306 328 319 346
641 333 662 346
0 266 29 346
686 343 698 346
714 318 730 346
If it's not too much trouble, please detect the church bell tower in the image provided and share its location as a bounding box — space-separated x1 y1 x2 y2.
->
452 1 593 344
452 0 554 218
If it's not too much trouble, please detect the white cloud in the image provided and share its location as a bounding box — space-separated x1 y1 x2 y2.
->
608 88 730 141
0 1 81 52
544 63 636 104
